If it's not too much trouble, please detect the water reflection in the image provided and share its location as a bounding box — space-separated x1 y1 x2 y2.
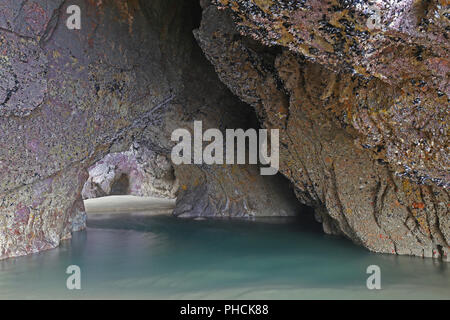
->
0 214 449 299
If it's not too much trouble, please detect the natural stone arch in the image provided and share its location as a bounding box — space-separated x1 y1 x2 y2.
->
82 143 178 200
110 174 130 195
0 0 201 259
0 0 304 260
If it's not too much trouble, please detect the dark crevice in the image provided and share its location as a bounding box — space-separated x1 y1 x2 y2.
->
110 174 130 195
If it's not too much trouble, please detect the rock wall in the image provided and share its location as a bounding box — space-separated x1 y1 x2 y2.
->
194 1 449 260
0 0 194 259
0 0 448 261
211 0 449 189
0 0 302 259
135 22 303 219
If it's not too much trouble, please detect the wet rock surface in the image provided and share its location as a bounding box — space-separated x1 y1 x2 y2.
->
135 26 303 219
0 0 301 259
195 1 449 260
0 0 448 261
208 0 449 189
0 0 190 259
212 0 449 95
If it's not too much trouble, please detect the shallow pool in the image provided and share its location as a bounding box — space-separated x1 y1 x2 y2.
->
1 214 448 299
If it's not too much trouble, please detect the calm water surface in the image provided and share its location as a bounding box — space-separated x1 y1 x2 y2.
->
1 213 449 299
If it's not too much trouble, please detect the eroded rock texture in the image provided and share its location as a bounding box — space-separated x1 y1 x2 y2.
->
195 1 449 260
135 28 302 219
0 0 193 259
0 0 301 259
1 0 448 261
82 143 178 200
209 0 450 188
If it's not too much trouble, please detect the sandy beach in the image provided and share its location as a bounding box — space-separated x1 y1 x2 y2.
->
84 195 176 215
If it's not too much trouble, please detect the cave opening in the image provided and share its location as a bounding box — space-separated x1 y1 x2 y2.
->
80 0 318 228
110 174 130 195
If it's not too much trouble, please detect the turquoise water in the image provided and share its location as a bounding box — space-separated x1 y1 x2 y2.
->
0 214 449 299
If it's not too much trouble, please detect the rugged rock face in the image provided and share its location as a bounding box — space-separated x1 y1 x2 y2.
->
0 0 301 259
0 0 194 259
82 143 178 200
0 0 448 261
211 0 449 189
135 21 303 219
194 1 449 260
